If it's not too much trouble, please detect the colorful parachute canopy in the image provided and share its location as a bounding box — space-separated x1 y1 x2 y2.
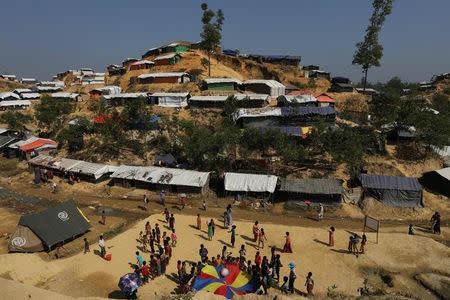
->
193 264 256 299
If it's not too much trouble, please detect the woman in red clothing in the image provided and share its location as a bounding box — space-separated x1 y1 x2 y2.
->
254 251 262 268
328 226 335 247
283 232 293 253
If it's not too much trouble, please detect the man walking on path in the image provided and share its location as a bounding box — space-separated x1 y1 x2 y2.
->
101 210 106 225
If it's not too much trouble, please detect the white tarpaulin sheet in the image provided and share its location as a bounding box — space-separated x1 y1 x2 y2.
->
111 165 210 188
224 172 278 193
28 155 117 179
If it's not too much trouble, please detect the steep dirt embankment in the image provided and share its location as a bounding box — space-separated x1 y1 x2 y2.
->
0 78 27 92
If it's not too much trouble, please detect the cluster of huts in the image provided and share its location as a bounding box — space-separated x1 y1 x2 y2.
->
21 152 450 210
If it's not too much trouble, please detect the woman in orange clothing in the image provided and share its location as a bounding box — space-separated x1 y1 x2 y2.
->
282 232 293 253
328 226 335 247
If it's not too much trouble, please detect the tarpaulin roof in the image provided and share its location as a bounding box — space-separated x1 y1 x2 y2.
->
50 92 80 99
13 89 32 94
8 225 44 252
280 178 343 195
224 172 278 193
278 94 317 104
189 95 229 102
243 80 285 88
68 161 118 179
150 92 190 97
18 200 90 249
103 93 147 100
435 167 450 181
0 100 32 107
359 174 422 191
258 126 302 137
28 155 117 179
19 138 57 152
233 106 335 121
111 165 210 188
0 136 17 148
138 72 188 79
203 78 242 84
20 93 40 99
154 53 181 60
315 93 335 103
0 92 21 100
130 60 155 66
234 94 271 102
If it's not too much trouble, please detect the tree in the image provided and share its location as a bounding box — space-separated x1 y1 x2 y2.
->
34 95 75 134
0 111 32 131
322 126 366 178
120 97 152 130
200 3 225 76
369 92 401 128
223 95 238 124
352 0 394 91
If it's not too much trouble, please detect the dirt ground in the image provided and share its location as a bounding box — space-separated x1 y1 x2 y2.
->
0 157 449 299
0 213 448 300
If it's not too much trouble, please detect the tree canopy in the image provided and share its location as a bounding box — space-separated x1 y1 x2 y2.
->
200 3 225 76
353 0 394 90
34 95 75 135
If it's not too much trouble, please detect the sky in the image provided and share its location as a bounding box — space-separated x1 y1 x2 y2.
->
0 0 449 83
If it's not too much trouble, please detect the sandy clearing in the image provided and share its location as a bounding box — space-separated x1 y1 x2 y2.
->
0 212 448 299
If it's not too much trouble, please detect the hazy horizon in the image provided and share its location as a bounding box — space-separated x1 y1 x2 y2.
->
0 0 449 83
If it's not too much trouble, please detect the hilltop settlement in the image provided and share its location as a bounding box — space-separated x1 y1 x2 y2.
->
0 14 450 300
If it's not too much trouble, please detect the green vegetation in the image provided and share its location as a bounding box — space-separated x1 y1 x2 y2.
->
34 95 75 135
0 111 32 131
200 3 225 76
353 0 394 90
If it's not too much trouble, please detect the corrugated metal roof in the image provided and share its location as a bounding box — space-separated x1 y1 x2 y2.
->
0 136 16 148
203 78 242 84
138 72 188 79
280 178 343 195
224 172 278 193
0 100 32 107
359 174 422 191
111 165 210 188
150 92 190 97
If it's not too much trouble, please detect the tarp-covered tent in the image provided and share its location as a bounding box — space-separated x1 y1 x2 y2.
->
224 172 278 193
278 178 343 205
10 200 90 251
8 225 44 252
110 165 210 194
242 80 285 97
28 155 117 182
358 174 423 207
421 167 450 197
150 92 190 108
